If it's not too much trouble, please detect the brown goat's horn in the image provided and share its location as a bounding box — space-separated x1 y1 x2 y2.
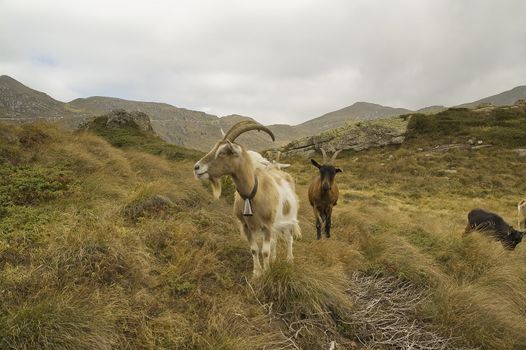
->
320 148 328 163
331 149 342 162
223 120 275 143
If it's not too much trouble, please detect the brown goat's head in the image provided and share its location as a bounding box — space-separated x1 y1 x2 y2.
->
310 148 342 192
310 159 342 192
193 121 275 198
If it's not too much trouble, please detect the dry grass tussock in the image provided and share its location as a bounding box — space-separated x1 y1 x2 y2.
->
1 122 526 349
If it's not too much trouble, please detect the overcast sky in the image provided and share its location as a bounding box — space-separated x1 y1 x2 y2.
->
1 0 525 124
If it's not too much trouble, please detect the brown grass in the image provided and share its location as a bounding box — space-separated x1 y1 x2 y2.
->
1 122 526 349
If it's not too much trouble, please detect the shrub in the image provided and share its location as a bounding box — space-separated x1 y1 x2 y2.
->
0 165 71 208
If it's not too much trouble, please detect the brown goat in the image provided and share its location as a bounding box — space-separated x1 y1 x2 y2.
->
308 149 342 239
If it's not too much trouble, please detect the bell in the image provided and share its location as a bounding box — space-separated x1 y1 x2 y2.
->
243 199 253 216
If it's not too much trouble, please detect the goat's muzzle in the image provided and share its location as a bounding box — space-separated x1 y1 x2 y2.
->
193 162 209 179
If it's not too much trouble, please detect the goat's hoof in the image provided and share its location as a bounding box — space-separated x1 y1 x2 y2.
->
286 256 294 263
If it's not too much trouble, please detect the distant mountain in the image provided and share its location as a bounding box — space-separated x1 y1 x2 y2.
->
0 76 414 151
297 102 411 134
417 105 447 114
458 86 526 108
1 75 525 152
66 98 411 150
67 98 294 151
0 75 72 121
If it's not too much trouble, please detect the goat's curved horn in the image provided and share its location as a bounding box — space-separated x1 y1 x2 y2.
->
223 120 275 142
320 148 328 163
331 149 342 162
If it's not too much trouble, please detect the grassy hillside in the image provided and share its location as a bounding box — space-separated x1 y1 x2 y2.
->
1 116 526 349
406 105 526 148
80 112 203 161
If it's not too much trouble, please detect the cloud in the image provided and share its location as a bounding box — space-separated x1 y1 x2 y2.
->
1 0 525 124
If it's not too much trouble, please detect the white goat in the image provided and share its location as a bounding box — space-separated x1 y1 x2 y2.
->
518 199 526 230
264 150 290 170
193 121 301 277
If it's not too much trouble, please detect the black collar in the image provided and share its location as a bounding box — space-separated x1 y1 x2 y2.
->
237 176 258 200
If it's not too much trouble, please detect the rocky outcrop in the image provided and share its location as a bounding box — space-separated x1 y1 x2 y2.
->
78 109 154 133
282 120 407 157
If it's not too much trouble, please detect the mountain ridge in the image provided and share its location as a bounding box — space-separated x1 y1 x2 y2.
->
1 75 525 151
458 85 526 108
0 75 70 120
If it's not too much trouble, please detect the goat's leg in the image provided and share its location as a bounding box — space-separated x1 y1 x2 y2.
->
325 208 332 238
314 207 322 240
316 218 322 240
261 227 272 271
285 229 294 262
312 206 323 240
242 224 262 277
270 235 277 263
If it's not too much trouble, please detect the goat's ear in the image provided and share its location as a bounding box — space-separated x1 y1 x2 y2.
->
335 168 342 173
311 159 321 168
226 140 242 156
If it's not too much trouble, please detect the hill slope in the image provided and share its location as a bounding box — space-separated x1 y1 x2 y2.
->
1 117 526 349
459 85 526 108
405 103 526 148
2 75 526 153
283 102 526 158
0 75 71 121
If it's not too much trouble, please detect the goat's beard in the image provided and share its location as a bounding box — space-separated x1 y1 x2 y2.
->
210 177 222 199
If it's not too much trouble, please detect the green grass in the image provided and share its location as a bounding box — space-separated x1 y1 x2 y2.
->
406 105 526 147
1 117 526 349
